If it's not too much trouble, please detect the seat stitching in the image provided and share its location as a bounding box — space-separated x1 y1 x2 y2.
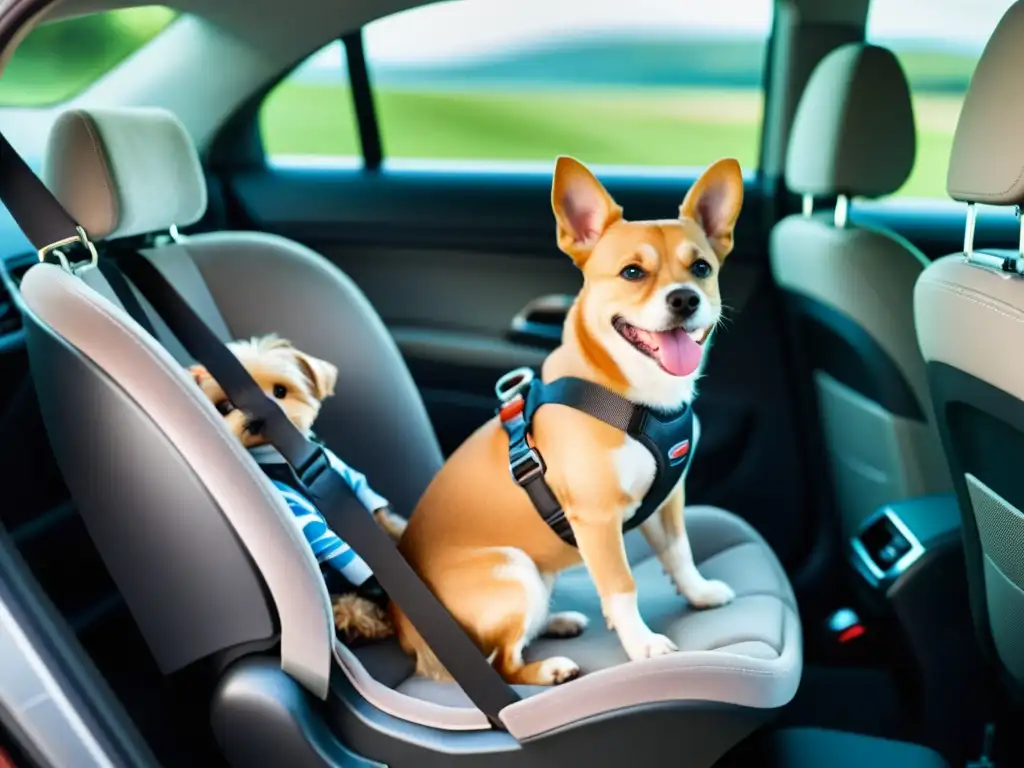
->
708 638 780 656
923 280 1024 322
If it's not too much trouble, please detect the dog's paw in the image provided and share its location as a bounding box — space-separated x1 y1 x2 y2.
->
373 507 408 543
332 594 394 641
543 611 589 638
682 578 736 609
537 656 581 685
624 631 678 662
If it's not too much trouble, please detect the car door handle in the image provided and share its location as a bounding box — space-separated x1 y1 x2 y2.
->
507 294 574 349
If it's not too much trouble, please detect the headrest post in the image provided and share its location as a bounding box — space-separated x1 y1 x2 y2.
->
801 194 814 217
963 203 977 263
169 224 185 243
834 195 849 229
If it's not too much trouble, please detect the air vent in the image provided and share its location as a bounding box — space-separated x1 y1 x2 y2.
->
0 297 20 337
0 257 30 340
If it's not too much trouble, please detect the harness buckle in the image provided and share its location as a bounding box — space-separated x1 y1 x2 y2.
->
495 367 535 403
509 447 545 486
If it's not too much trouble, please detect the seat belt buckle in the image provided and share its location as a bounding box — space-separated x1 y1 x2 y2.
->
509 446 545 486
296 445 332 490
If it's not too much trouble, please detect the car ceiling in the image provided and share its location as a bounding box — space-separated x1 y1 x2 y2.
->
27 0 873 63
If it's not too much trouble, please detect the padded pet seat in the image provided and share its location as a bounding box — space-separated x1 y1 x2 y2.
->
22 105 803 767
337 506 800 737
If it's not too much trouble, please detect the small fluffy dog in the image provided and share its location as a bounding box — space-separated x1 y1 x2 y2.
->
392 157 742 684
191 334 406 641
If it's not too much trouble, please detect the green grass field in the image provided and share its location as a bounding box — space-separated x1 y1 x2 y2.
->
261 83 962 200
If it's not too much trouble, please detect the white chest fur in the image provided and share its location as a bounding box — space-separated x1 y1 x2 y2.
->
612 437 657 522
611 414 701 523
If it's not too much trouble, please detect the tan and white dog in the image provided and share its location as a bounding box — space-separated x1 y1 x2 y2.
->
392 156 743 685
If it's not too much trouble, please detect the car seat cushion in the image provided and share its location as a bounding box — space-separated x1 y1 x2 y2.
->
335 505 801 738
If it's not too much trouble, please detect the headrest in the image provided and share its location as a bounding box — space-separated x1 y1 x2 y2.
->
947 1 1024 205
43 107 208 241
785 44 916 199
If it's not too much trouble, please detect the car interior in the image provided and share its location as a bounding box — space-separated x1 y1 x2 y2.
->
0 0 1021 766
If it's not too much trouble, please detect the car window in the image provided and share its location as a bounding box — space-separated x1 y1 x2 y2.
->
0 6 178 107
260 40 362 162
866 0 1014 200
261 0 772 173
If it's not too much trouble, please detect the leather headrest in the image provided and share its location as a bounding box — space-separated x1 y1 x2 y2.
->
947 1 1024 205
43 107 208 241
786 43 916 199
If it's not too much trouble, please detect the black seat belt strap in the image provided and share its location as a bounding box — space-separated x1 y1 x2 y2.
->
0 133 519 728
113 252 520 729
0 132 81 252
96 259 158 338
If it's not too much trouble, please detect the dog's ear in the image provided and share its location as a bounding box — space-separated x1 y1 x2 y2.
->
679 158 744 260
552 156 623 267
294 351 338 400
189 364 210 386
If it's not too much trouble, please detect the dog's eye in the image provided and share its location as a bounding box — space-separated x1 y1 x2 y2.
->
619 264 647 281
272 384 288 399
215 400 235 416
690 259 713 279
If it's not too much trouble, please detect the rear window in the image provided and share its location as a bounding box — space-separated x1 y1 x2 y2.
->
260 0 773 173
0 6 177 107
866 0 1014 200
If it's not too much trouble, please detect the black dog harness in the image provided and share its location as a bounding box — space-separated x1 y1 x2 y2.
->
496 368 694 546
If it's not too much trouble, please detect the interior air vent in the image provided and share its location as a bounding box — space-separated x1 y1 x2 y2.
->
0 295 20 337
0 257 31 340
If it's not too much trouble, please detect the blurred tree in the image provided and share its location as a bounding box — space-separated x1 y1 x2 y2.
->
0 6 177 105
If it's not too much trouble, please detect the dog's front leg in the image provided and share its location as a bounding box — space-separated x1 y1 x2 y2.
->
571 513 678 660
642 485 735 608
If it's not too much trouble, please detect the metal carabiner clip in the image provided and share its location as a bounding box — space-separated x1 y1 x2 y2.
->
495 367 535 403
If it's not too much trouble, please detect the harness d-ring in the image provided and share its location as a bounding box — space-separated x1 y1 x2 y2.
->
495 367 535 403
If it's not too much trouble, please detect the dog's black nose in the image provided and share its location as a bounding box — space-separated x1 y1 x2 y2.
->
666 287 701 317
245 418 266 435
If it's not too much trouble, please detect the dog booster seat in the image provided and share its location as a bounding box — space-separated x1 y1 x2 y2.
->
12 105 802 767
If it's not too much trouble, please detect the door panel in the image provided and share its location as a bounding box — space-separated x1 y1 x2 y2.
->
220 166 812 568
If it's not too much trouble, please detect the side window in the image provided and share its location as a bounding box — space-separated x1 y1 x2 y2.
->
865 0 1013 200
259 40 362 162
260 0 773 172
0 6 177 106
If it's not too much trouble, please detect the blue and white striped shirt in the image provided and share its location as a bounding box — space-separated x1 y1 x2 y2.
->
250 444 389 587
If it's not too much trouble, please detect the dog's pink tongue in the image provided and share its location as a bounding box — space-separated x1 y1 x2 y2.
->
654 328 702 376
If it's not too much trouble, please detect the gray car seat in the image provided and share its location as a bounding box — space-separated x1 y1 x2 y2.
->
914 0 1024 703
14 106 801 767
770 44 952 539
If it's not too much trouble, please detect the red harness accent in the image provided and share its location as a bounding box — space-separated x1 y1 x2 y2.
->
498 394 525 424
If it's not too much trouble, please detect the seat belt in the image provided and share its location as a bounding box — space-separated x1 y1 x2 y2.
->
0 133 520 729
95 259 158 338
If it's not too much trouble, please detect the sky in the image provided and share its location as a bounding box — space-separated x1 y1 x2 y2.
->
302 0 1015 70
